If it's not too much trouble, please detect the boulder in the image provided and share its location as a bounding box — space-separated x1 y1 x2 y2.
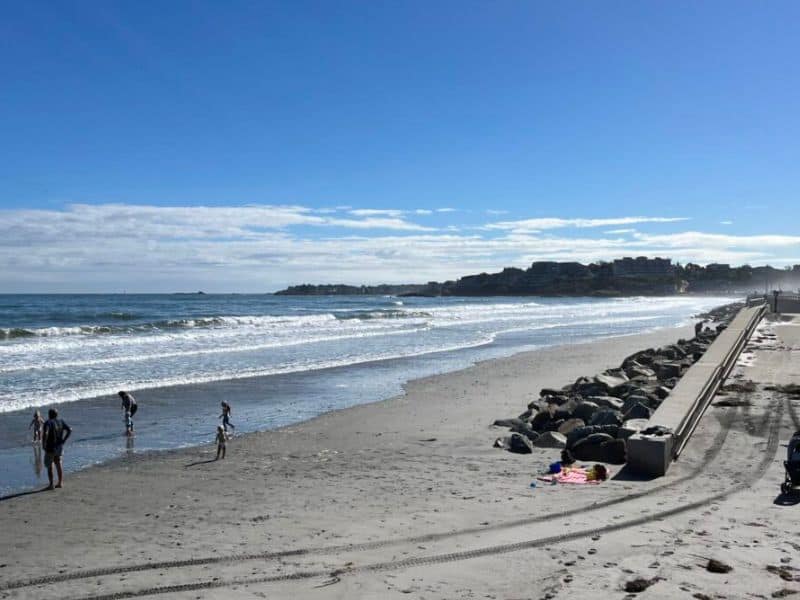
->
566 424 620 448
594 372 629 390
622 394 657 413
623 402 652 420
610 381 649 399
510 422 540 442
507 433 533 454
493 418 524 429
572 436 627 463
574 381 609 397
583 432 615 445
589 409 624 427
527 399 542 411
588 396 624 411
654 386 672 400
572 401 600 423
623 418 650 431
530 409 554 432
653 360 682 380
625 365 657 381
622 348 656 368
533 431 567 449
557 418 585 435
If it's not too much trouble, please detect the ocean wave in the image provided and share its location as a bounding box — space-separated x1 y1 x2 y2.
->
0 332 496 413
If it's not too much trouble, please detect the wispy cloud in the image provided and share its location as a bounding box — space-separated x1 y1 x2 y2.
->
486 216 689 232
604 228 637 235
720 220 733 225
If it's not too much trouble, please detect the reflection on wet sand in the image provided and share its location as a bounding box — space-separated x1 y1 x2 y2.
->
32 444 42 478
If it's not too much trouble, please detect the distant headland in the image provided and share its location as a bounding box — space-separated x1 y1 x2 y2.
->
275 257 800 297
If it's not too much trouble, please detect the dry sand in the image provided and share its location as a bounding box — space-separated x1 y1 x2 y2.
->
1 323 799 600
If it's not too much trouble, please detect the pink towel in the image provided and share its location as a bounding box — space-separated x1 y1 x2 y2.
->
538 467 607 485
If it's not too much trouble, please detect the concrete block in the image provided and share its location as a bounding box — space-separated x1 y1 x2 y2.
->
626 433 674 477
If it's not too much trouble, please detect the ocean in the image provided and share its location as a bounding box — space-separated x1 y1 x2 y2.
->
0 293 732 495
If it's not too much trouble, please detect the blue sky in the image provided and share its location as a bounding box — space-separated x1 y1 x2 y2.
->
1 1 799 292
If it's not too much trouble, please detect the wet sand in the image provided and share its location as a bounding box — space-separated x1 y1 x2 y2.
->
1 323 798 599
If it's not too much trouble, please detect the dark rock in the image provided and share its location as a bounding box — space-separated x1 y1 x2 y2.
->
572 436 627 463
510 422 540 442
493 418 524 429
574 381 609 397
623 402 651 420
533 431 567 449
530 410 553 432
583 432 615 445
588 396 624 411
507 433 534 454
566 425 620 448
622 394 659 413
572 401 600 423
594 372 628 390
625 577 659 593
654 386 671 400
611 381 648 399
517 409 533 421
706 559 733 574
557 418 585 435
589 409 624 427
552 406 574 421
625 364 657 381
653 360 682 380
622 348 656 368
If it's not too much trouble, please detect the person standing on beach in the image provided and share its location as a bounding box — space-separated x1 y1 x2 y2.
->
42 408 72 490
215 425 227 460
118 391 137 436
219 401 234 434
29 410 44 442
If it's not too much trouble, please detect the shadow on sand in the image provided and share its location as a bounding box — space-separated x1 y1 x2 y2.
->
611 464 659 482
184 458 218 468
0 487 50 503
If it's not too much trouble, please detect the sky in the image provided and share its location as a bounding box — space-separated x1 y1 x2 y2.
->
1 1 799 292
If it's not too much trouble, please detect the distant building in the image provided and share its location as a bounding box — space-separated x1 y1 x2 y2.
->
611 257 674 278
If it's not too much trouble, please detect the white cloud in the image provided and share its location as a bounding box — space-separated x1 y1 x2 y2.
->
414 209 433 215
436 208 457 213
348 208 406 218
604 228 637 234
1 204 797 292
720 220 733 225
486 216 689 232
485 209 508 215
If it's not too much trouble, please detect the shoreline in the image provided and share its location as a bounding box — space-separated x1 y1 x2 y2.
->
0 321 693 498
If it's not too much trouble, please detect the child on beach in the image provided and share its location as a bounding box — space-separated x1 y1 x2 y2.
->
219 401 234 433
29 410 44 442
215 425 227 460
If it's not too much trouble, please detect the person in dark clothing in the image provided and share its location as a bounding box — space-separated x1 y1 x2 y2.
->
42 408 72 490
219 401 234 433
118 391 137 436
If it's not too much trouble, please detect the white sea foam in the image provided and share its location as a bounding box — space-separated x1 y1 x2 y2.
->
0 295 735 414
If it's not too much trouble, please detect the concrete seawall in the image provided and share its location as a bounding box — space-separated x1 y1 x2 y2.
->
627 303 766 476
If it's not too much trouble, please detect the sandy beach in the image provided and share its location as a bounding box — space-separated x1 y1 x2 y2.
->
1 322 799 600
